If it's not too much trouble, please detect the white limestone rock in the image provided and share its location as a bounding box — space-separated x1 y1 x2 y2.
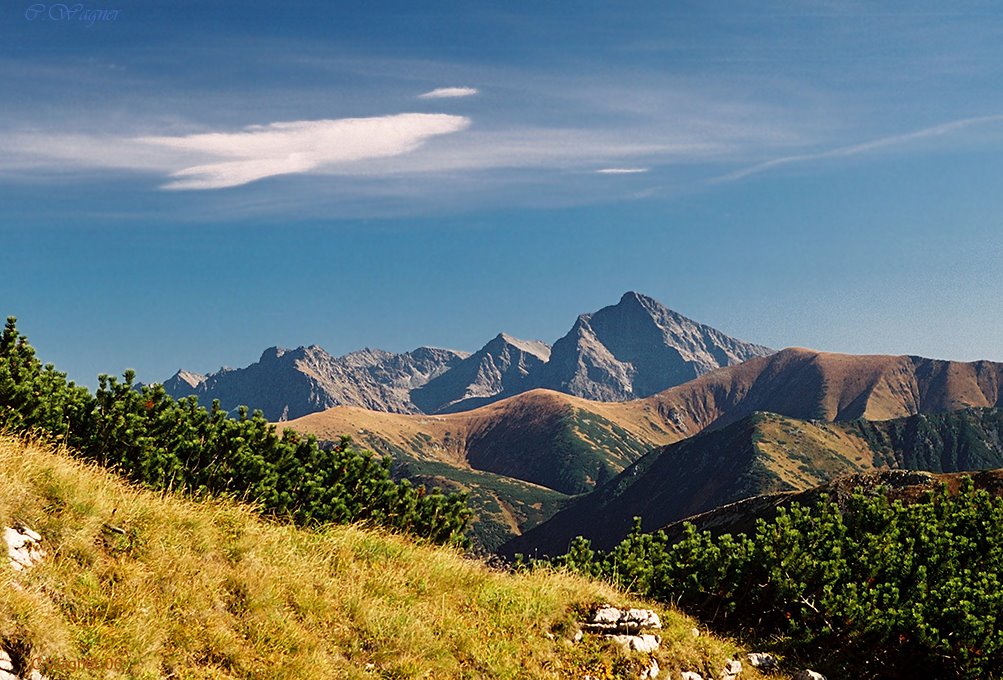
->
582 605 662 635
5 525 45 572
747 652 778 670
720 658 742 679
607 634 660 653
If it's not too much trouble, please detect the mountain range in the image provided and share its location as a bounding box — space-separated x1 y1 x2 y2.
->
161 292 774 420
286 347 1003 549
156 291 1003 553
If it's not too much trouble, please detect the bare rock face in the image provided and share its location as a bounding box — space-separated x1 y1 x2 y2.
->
534 292 774 400
161 369 206 394
607 634 661 653
411 333 551 414
580 606 663 635
163 345 468 421
721 658 742 680
0 648 48 680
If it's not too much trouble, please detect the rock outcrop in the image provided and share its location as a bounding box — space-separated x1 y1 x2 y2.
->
746 652 778 670
577 605 662 655
3 524 49 680
4 525 44 572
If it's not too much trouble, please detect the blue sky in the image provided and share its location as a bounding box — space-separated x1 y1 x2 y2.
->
2 1 1002 387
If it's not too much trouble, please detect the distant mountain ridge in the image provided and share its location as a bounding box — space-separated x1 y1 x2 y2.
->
163 344 468 421
411 333 551 414
161 292 774 419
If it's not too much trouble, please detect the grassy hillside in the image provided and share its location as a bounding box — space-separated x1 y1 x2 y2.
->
285 393 662 548
391 458 572 552
285 392 663 494
506 408 1003 556
0 436 771 679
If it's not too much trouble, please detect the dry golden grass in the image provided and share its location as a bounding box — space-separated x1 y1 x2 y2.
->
0 436 776 680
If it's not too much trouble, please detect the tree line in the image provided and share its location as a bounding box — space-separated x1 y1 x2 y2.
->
0 317 471 546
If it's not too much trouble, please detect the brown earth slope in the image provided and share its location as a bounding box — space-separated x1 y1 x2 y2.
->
285 390 660 550
286 389 660 495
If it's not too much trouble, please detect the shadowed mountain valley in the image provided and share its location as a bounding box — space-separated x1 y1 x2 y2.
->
502 407 1003 556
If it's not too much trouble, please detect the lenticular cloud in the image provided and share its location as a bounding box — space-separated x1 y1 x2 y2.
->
418 87 479 99
139 113 471 190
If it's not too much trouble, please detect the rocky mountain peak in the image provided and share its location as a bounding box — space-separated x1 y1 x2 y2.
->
259 346 289 362
161 369 207 397
487 332 552 361
618 289 655 308
411 332 552 414
537 292 774 400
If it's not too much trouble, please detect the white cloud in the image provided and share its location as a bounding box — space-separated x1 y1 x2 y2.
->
595 167 649 174
418 87 479 99
137 114 470 189
716 114 1003 183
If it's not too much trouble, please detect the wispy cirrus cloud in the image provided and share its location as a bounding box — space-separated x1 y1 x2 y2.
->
418 86 479 99
138 114 470 189
595 167 648 174
716 114 1003 183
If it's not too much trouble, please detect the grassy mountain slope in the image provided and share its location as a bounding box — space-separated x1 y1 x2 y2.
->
285 390 664 492
606 347 1003 442
284 391 662 548
505 408 1003 556
0 436 771 680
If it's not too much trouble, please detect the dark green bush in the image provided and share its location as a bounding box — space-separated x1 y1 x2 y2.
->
554 481 1003 678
